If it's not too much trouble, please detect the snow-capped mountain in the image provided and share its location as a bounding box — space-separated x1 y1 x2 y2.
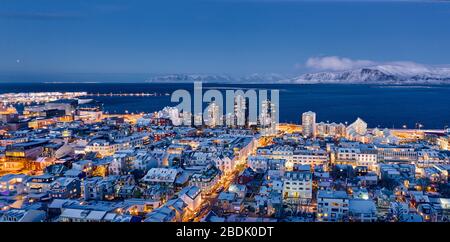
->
145 64 450 84
146 73 289 83
283 64 450 84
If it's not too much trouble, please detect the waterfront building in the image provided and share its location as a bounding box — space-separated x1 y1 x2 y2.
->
260 100 277 136
301 111 316 138
235 94 247 127
77 99 104 123
316 122 346 138
205 101 221 128
346 118 368 138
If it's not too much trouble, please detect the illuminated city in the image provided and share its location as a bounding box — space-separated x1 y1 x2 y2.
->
1 0 450 231
1 92 450 222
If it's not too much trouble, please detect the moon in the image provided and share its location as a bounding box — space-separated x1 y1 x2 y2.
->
16 59 21 63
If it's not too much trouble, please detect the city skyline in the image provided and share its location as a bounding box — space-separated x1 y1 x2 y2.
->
1 0 450 230
1 87 450 224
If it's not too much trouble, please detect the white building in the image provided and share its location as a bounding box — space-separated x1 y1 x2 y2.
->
248 156 285 174
205 101 221 128
289 149 328 170
259 100 277 136
346 118 368 138
282 171 312 203
178 186 202 212
214 155 235 175
233 94 247 127
109 150 135 175
257 146 327 171
348 199 377 222
317 190 349 222
142 168 178 187
316 122 346 138
158 106 182 126
356 151 378 171
85 139 118 157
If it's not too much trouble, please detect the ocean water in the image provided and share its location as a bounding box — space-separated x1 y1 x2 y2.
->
1 82 449 129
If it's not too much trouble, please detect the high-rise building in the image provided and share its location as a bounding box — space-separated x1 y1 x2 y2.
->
235 94 246 127
194 113 203 127
259 100 277 136
205 101 221 127
302 111 316 138
225 112 235 128
226 94 247 128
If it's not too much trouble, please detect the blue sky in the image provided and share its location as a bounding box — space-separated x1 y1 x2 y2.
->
1 0 450 80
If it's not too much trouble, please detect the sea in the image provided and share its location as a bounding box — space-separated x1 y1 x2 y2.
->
1 82 449 129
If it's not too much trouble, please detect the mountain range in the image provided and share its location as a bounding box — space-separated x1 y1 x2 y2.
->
283 64 450 84
146 73 289 84
146 64 450 85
